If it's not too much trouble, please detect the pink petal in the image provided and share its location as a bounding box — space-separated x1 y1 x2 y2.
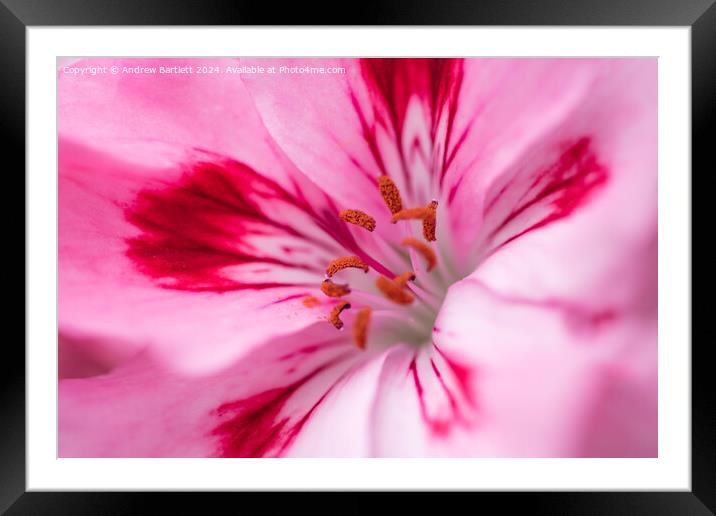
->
59 58 295 190
281 350 389 457
59 139 341 373
60 58 402 278
470 56 657 312
240 59 460 221
441 59 655 273
428 58 657 455
59 326 370 457
575 337 657 457
432 276 656 457
368 345 479 456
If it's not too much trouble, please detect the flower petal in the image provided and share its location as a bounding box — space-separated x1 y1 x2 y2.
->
59 139 343 373
59 325 364 457
432 275 656 457
430 69 658 455
368 344 479 456
282 350 389 457
440 59 655 274
59 58 294 188
240 59 461 220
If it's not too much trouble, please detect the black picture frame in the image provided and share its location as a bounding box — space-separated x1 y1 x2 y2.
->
4 0 710 513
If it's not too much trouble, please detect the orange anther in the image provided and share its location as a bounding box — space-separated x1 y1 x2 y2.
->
375 276 414 305
422 201 438 242
326 256 369 278
339 209 376 232
394 271 416 288
378 176 403 214
353 307 372 349
320 280 351 298
328 301 351 329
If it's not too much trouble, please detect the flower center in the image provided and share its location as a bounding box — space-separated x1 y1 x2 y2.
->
307 176 444 350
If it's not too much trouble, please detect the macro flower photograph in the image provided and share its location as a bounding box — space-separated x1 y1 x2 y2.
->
58 57 657 458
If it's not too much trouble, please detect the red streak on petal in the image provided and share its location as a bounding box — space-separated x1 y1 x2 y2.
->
489 137 608 248
277 338 345 362
446 174 465 205
210 357 349 458
434 345 477 408
357 59 464 194
408 358 451 437
267 293 310 306
430 358 459 414
361 59 462 139
124 158 335 293
212 385 296 457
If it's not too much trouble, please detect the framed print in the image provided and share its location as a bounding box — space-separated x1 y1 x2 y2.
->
5 0 712 513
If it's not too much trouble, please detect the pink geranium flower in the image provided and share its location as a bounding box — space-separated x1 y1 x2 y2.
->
58 58 657 457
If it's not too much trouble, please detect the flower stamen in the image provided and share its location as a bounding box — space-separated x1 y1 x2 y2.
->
422 200 438 242
390 206 433 223
401 238 437 271
390 201 438 242
378 176 403 214
353 307 372 349
375 275 414 305
328 301 351 329
320 279 351 298
394 271 416 288
326 256 369 278
339 209 376 232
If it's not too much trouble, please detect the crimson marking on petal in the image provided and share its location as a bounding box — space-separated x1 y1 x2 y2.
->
277 338 346 362
441 122 472 186
210 355 353 457
437 68 468 188
429 359 459 413
125 158 339 293
357 59 464 193
211 386 294 457
267 293 310 306
446 174 465 205
433 344 476 408
488 137 608 249
348 91 389 178
408 357 451 437
361 59 463 140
